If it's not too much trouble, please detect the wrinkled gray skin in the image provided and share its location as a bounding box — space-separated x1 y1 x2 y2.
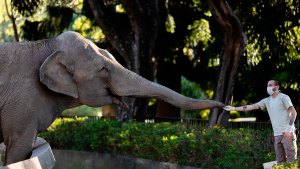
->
0 31 224 165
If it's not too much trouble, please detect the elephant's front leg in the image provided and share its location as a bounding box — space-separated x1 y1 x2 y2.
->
3 123 37 165
111 96 128 109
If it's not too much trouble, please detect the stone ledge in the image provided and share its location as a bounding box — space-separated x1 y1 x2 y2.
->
263 161 277 169
52 149 201 169
0 137 55 169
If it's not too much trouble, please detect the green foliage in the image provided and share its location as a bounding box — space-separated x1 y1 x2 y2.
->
62 105 101 117
21 6 74 40
181 76 209 119
11 0 42 16
165 14 175 34
181 76 207 99
273 160 300 169
186 18 212 48
39 118 277 169
0 0 17 42
1 0 105 42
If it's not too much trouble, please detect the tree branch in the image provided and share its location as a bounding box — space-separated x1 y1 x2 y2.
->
5 0 19 42
87 0 130 67
122 0 162 74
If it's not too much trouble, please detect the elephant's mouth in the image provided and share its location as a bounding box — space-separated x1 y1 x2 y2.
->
78 88 127 108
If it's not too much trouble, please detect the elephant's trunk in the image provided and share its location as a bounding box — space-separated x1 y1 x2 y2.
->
111 67 224 110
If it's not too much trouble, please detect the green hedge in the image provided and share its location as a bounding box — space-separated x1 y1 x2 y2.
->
39 118 298 169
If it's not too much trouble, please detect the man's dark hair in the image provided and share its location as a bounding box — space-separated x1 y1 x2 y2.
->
271 80 280 86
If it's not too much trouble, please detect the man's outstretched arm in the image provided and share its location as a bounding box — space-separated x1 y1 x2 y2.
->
224 104 260 112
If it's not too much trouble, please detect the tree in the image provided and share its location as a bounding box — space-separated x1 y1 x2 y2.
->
86 0 167 121
207 0 246 127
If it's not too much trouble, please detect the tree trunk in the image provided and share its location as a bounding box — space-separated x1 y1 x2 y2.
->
11 17 19 42
87 0 166 121
5 0 19 42
208 0 246 127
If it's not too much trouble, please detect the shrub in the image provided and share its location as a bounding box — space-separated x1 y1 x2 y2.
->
40 118 282 169
272 159 300 169
62 105 101 116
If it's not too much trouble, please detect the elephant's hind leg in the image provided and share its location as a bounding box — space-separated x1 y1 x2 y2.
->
0 120 3 143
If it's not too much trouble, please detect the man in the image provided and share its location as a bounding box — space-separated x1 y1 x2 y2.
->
224 80 297 164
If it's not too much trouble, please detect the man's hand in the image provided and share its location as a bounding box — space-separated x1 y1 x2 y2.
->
282 125 294 139
282 131 294 139
224 105 235 111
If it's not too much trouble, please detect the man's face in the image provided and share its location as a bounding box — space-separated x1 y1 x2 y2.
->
267 80 278 91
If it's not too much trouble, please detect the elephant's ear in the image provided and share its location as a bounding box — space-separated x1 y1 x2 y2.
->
39 51 79 98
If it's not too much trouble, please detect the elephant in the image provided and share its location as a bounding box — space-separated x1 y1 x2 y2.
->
0 31 224 165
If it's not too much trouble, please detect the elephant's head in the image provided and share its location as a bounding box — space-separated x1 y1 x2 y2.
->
39 31 224 110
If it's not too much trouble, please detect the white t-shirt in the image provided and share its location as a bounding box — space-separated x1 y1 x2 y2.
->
254 93 294 136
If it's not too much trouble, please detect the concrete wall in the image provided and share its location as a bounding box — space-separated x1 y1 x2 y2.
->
0 137 55 169
52 150 201 169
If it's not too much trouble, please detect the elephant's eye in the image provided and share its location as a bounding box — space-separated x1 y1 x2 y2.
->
99 67 109 78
